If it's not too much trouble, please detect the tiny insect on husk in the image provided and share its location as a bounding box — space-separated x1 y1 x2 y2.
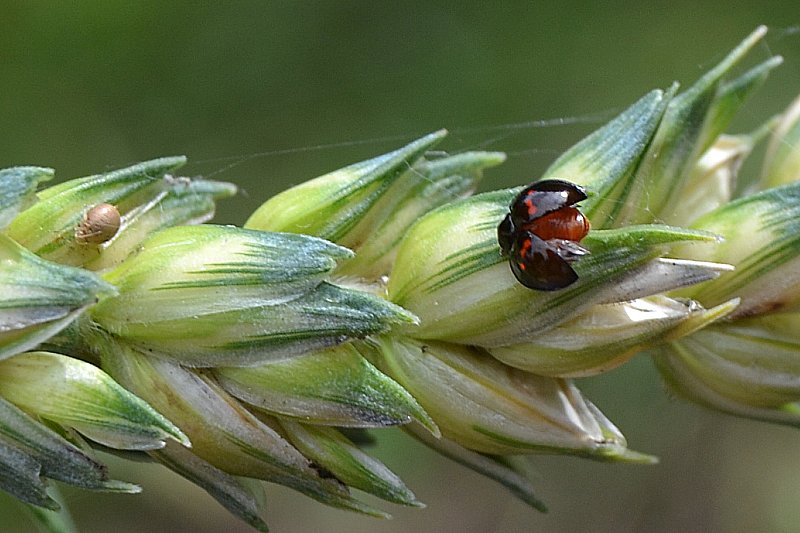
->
76 203 121 245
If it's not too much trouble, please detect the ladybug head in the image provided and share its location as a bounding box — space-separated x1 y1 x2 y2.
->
497 213 515 255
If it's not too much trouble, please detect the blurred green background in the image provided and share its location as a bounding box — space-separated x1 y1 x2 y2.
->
3 2 800 532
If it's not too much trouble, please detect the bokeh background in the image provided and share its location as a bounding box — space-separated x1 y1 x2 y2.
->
2 3 800 532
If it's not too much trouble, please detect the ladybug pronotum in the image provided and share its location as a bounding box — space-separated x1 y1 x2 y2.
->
76 203 121 245
498 179 590 291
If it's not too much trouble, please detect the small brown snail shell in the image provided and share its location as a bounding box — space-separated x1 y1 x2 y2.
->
75 203 121 245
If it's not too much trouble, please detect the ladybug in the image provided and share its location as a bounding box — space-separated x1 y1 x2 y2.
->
498 179 590 291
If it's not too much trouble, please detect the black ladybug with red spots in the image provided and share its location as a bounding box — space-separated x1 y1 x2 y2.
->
498 179 590 291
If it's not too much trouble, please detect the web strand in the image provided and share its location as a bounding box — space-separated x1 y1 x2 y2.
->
191 109 616 179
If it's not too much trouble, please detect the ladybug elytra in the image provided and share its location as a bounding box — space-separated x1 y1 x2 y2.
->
498 179 590 291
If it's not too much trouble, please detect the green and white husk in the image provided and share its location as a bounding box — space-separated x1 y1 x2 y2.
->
99 337 389 517
2 25 800 533
374 336 654 462
488 296 738 377
279 419 423 507
0 393 140 507
215 342 436 432
654 313 800 424
671 182 800 316
0 351 188 450
669 133 757 225
151 441 270 533
0 166 53 230
652 97 800 425
0 234 114 361
245 128 505 280
245 130 447 244
613 26 779 226
88 225 414 367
